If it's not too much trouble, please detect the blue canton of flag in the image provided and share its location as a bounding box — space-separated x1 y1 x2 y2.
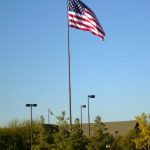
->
68 0 105 40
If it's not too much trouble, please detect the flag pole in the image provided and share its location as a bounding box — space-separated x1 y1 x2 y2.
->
67 0 72 125
48 108 50 124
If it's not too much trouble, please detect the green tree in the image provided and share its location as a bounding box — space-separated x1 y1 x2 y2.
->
121 129 136 150
52 112 88 150
0 119 30 150
0 117 54 150
52 111 70 150
32 116 52 150
110 136 123 150
68 119 88 150
88 116 114 150
132 113 150 150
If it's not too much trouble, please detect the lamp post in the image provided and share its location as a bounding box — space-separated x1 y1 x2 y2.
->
81 105 86 130
115 130 119 139
26 104 37 150
88 95 95 136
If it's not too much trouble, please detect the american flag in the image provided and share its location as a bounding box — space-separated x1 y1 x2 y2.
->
48 108 53 115
68 0 105 40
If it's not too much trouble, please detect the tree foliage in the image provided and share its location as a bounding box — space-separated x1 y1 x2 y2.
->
32 116 52 150
0 112 149 150
87 116 114 150
52 112 88 150
68 119 88 150
132 113 150 150
0 119 30 150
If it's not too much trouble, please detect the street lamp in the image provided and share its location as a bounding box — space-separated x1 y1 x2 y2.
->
26 104 37 150
115 130 119 139
88 95 95 136
80 105 86 130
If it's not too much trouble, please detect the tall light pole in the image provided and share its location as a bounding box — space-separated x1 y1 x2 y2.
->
26 104 37 150
115 130 119 139
81 105 86 130
88 95 95 136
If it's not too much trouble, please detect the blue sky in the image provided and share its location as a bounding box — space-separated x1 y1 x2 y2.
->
0 0 150 125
